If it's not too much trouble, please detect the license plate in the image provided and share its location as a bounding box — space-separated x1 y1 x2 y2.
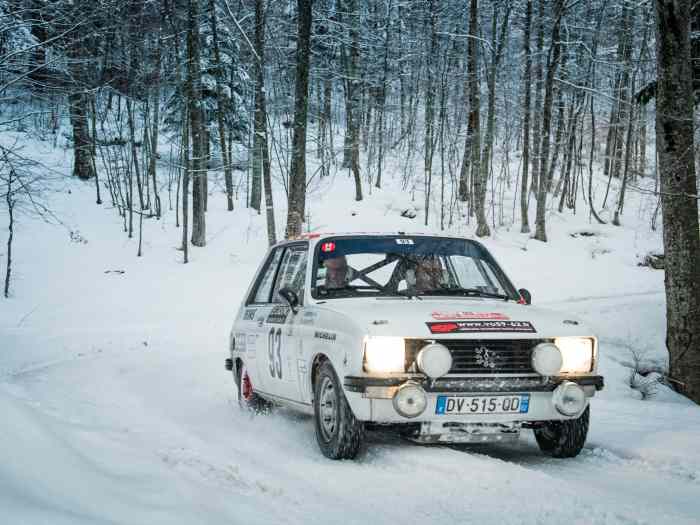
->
435 394 530 415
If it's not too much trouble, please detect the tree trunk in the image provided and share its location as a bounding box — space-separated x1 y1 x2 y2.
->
187 0 206 247
69 92 96 180
529 0 545 195
346 0 363 202
209 0 235 212
4 167 14 298
534 0 565 242
611 4 634 182
476 2 510 237
375 0 393 189
285 0 313 238
520 0 533 233
465 0 481 225
255 0 276 246
181 115 190 263
546 50 568 191
655 0 700 404
423 2 438 226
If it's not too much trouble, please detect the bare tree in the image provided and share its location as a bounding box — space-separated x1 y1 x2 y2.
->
475 0 511 237
462 0 481 225
533 0 565 242
520 0 533 234
654 0 700 404
285 0 313 238
253 0 277 245
187 0 206 247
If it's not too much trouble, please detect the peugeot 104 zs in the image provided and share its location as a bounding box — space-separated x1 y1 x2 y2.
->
226 234 603 459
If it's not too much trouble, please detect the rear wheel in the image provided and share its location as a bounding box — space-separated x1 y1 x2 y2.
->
237 363 271 414
534 405 589 458
313 361 364 459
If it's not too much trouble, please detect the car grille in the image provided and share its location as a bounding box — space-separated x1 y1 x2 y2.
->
406 339 547 375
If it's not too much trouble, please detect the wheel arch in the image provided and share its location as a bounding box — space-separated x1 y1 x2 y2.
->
311 353 330 396
234 357 245 385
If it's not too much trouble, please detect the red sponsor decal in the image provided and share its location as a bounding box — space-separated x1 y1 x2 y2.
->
428 322 460 333
321 242 336 253
427 321 536 334
431 311 510 321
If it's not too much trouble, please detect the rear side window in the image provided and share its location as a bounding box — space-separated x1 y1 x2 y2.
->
251 248 283 304
272 246 308 303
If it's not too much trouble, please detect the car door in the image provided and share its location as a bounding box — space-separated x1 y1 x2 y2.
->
256 242 308 401
240 246 285 393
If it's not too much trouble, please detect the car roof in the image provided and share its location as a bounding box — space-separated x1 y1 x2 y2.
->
273 232 479 249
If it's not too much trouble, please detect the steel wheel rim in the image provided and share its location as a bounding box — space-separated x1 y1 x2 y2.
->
318 375 338 442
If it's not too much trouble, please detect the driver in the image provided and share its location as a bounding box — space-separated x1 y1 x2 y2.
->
324 255 351 289
414 257 443 292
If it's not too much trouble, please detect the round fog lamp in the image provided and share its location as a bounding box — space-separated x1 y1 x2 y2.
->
417 343 453 378
392 383 427 418
553 381 586 416
532 342 563 376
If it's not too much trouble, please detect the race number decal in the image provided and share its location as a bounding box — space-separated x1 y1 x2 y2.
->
268 327 282 379
426 320 536 334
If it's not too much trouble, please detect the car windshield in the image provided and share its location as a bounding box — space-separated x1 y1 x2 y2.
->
312 236 517 300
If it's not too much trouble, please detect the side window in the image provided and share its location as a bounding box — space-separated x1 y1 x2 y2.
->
272 247 308 303
251 248 283 304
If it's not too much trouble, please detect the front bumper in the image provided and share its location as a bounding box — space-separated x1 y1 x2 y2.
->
343 374 603 424
344 374 604 393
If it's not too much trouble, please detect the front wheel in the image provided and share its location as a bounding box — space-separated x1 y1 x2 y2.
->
534 405 590 458
313 361 364 459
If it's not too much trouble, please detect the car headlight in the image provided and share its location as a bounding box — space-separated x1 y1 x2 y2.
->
555 337 595 374
364 337 405 373
417 343 452 378
531 342 563 376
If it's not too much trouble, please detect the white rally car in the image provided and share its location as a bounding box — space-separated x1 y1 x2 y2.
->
226 233 603 459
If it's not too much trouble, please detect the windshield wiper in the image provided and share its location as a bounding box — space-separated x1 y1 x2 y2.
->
317 284 384 297
418 286 511 301
394 289 423 300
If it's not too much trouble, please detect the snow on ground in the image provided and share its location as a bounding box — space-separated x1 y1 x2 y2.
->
1 134 699 524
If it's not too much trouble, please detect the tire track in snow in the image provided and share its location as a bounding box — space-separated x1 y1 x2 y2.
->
542 290 664 306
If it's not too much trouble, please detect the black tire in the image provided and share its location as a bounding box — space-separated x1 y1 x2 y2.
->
237 363 271 414
313 360 364 459
534 405 590 458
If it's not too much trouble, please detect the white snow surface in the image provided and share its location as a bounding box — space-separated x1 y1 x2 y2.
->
1 138 700 524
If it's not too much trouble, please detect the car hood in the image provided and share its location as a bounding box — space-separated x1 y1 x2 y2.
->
314 297 593 339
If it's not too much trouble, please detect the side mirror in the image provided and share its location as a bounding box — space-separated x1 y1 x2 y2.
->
518 288 532 305
278 287 300 313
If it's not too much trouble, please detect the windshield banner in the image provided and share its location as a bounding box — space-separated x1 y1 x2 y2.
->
426 320 536 334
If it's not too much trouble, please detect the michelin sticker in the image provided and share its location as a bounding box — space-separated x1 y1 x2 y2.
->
314 330 337 342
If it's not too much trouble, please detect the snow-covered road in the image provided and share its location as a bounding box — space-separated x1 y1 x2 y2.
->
2 319 699 525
